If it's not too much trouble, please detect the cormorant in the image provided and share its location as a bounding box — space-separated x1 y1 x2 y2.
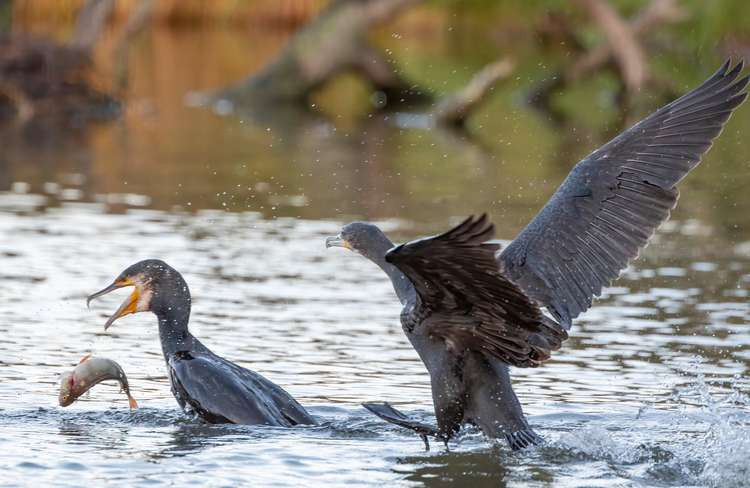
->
327 60 748 449
87 259 315 426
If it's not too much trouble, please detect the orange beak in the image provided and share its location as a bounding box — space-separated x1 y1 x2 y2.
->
87 278 139 330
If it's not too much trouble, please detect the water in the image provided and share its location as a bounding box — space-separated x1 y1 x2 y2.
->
1 208 749 487
2 10 750 488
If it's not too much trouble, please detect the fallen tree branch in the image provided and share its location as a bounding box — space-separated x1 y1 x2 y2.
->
569 0 686 83
530 0 687 121
431 58 515 127
113 0 157 93
70 0 116 53
577 0 648 93
215 0 428 110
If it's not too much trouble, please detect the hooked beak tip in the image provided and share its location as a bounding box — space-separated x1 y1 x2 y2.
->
86 290 101 309
326 235 352 250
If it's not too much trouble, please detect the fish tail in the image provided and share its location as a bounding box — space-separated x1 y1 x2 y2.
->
128 396 138 409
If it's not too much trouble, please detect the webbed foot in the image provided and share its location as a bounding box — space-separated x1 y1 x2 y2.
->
504 429 543 451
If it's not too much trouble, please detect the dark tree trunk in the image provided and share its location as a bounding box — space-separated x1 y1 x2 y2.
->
0 0 119 126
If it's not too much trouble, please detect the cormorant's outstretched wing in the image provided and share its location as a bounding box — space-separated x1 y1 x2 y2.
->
168 352 314 426
500 60 748 329
386 214 567 367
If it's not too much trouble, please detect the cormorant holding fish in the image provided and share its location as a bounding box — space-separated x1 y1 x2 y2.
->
87 259 315 426
327 60 748 449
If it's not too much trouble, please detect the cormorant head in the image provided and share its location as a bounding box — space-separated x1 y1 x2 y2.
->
326 222 394 262
87 259 189 330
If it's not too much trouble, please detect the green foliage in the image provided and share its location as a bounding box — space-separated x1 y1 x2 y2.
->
0 0 11 33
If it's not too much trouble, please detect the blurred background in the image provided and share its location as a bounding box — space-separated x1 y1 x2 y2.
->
1 0 749 234
2 2 750 487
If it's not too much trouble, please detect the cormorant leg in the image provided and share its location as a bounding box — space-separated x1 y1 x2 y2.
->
469 360 544 450
432 392 464 450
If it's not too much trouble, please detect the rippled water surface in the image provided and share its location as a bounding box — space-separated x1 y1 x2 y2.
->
3 7 750 488
1 208 749 487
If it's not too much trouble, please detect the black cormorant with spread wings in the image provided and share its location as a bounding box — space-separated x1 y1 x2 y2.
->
87 259 315 426
327 60 748 450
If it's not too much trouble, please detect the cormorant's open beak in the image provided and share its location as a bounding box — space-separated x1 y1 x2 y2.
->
87 278 138 331
326 235 352 250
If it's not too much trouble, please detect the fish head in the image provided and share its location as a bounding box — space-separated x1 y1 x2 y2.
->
58 371 77 407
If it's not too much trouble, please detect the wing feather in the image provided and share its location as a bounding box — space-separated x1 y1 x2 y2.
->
500 60 748 328
387 215 567 367
169 352 312 425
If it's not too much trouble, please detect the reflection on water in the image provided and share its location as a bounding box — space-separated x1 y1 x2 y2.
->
148 422 250 460
1 10 750 488
396 449 510 488
0 207 749 487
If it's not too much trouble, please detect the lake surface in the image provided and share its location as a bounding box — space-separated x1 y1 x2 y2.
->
1 8 750 488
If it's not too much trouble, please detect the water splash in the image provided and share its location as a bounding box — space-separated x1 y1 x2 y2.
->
693 373 750 488
537 359 750 487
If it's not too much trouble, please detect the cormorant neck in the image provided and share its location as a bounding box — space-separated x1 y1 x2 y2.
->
367 239 415 305
155 298 195 356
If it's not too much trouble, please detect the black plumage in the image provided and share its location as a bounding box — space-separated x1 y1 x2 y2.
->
387 214 566 367
328 60 747 449
88 259 314 426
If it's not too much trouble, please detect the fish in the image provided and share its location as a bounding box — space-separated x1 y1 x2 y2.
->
58 354 138 409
